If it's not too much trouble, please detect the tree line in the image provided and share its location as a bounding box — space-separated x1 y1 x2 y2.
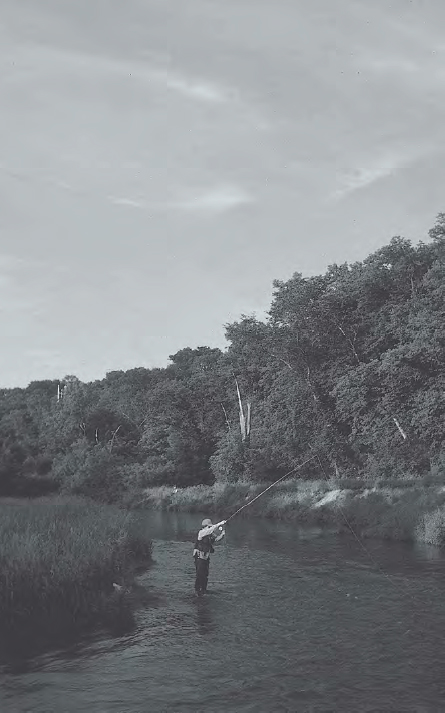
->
1 215 444 501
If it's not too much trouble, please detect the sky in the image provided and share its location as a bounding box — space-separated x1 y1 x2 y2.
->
1 0 445 388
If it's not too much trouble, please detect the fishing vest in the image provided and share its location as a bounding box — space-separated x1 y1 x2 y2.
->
194 534 215 559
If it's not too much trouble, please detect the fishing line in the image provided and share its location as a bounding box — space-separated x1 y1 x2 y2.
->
217 452 418 608
314 453 418 605
224 455 319 524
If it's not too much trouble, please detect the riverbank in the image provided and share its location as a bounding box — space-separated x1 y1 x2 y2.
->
134 477 445 546
0 496 153 649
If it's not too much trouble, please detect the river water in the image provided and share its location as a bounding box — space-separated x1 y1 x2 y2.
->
2 512 445 712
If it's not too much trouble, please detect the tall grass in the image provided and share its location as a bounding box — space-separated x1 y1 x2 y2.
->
0 496 152 641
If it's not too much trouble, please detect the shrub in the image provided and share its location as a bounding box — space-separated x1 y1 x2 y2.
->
415 506 445 546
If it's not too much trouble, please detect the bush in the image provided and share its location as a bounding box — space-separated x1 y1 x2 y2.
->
415 506 445 546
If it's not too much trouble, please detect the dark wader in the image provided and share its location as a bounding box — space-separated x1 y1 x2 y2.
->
194 532 214 594
194 556 210 594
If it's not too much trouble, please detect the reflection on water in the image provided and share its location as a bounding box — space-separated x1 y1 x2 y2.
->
2 512 445 712
194 598 215 636
412 540 445 561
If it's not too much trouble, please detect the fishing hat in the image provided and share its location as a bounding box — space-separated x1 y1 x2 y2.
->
202 518 212 527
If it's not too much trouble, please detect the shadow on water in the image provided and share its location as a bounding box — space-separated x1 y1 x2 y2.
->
0 613 136 675
0 578 164 675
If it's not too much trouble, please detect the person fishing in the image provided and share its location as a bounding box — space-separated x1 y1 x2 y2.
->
191 457 317 596
193 518 226 596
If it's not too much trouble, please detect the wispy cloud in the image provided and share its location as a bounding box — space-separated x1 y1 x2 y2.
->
105 185 255 214
151 69 228 104
174 185 255 213
332 160 399 199
354 47 445 93
7 38 274 132
108 196 145 208
331 144 433 200
17 41 232 106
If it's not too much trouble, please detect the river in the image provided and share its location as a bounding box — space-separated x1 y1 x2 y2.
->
2 512 445 712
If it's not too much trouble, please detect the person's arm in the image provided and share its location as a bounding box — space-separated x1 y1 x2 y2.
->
213 529 225 543
198 521 226 539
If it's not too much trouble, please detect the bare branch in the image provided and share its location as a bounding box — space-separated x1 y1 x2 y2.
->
235 378 247 441
271 353 294 370
392 416 407 440
109 425 122 452
246 401 251 438
336 323 360 364
221 403 231 431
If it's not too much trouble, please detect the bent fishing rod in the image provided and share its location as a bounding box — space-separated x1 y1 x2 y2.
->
211 455 318 530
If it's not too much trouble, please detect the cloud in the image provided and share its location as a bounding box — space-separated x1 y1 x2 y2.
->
8 39 274 132
105 185 255 214
331 145 433 200
108 196 145 208
16 41 231 106
151 70 228 104
332 160 399 199
354 47 445 93
175 185 255 213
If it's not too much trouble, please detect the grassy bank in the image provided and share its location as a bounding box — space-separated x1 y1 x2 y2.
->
135 476 445 546
0 496 153 644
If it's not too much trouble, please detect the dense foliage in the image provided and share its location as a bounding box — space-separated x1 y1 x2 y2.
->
1 216 444 499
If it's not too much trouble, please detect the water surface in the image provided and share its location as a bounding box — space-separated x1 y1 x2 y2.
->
2 512 445 712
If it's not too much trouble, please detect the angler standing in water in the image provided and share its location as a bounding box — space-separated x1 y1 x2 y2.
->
193 518 226 596
191 458 316 597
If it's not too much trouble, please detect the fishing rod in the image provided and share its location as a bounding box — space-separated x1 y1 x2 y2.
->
218 455 318 527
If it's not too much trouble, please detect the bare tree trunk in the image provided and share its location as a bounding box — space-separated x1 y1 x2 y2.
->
109 425 122 452
336 323 360 364
235 378 247 442
246 400 251 447
392 416 407 440
234 378 252 444
221 403 231 431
